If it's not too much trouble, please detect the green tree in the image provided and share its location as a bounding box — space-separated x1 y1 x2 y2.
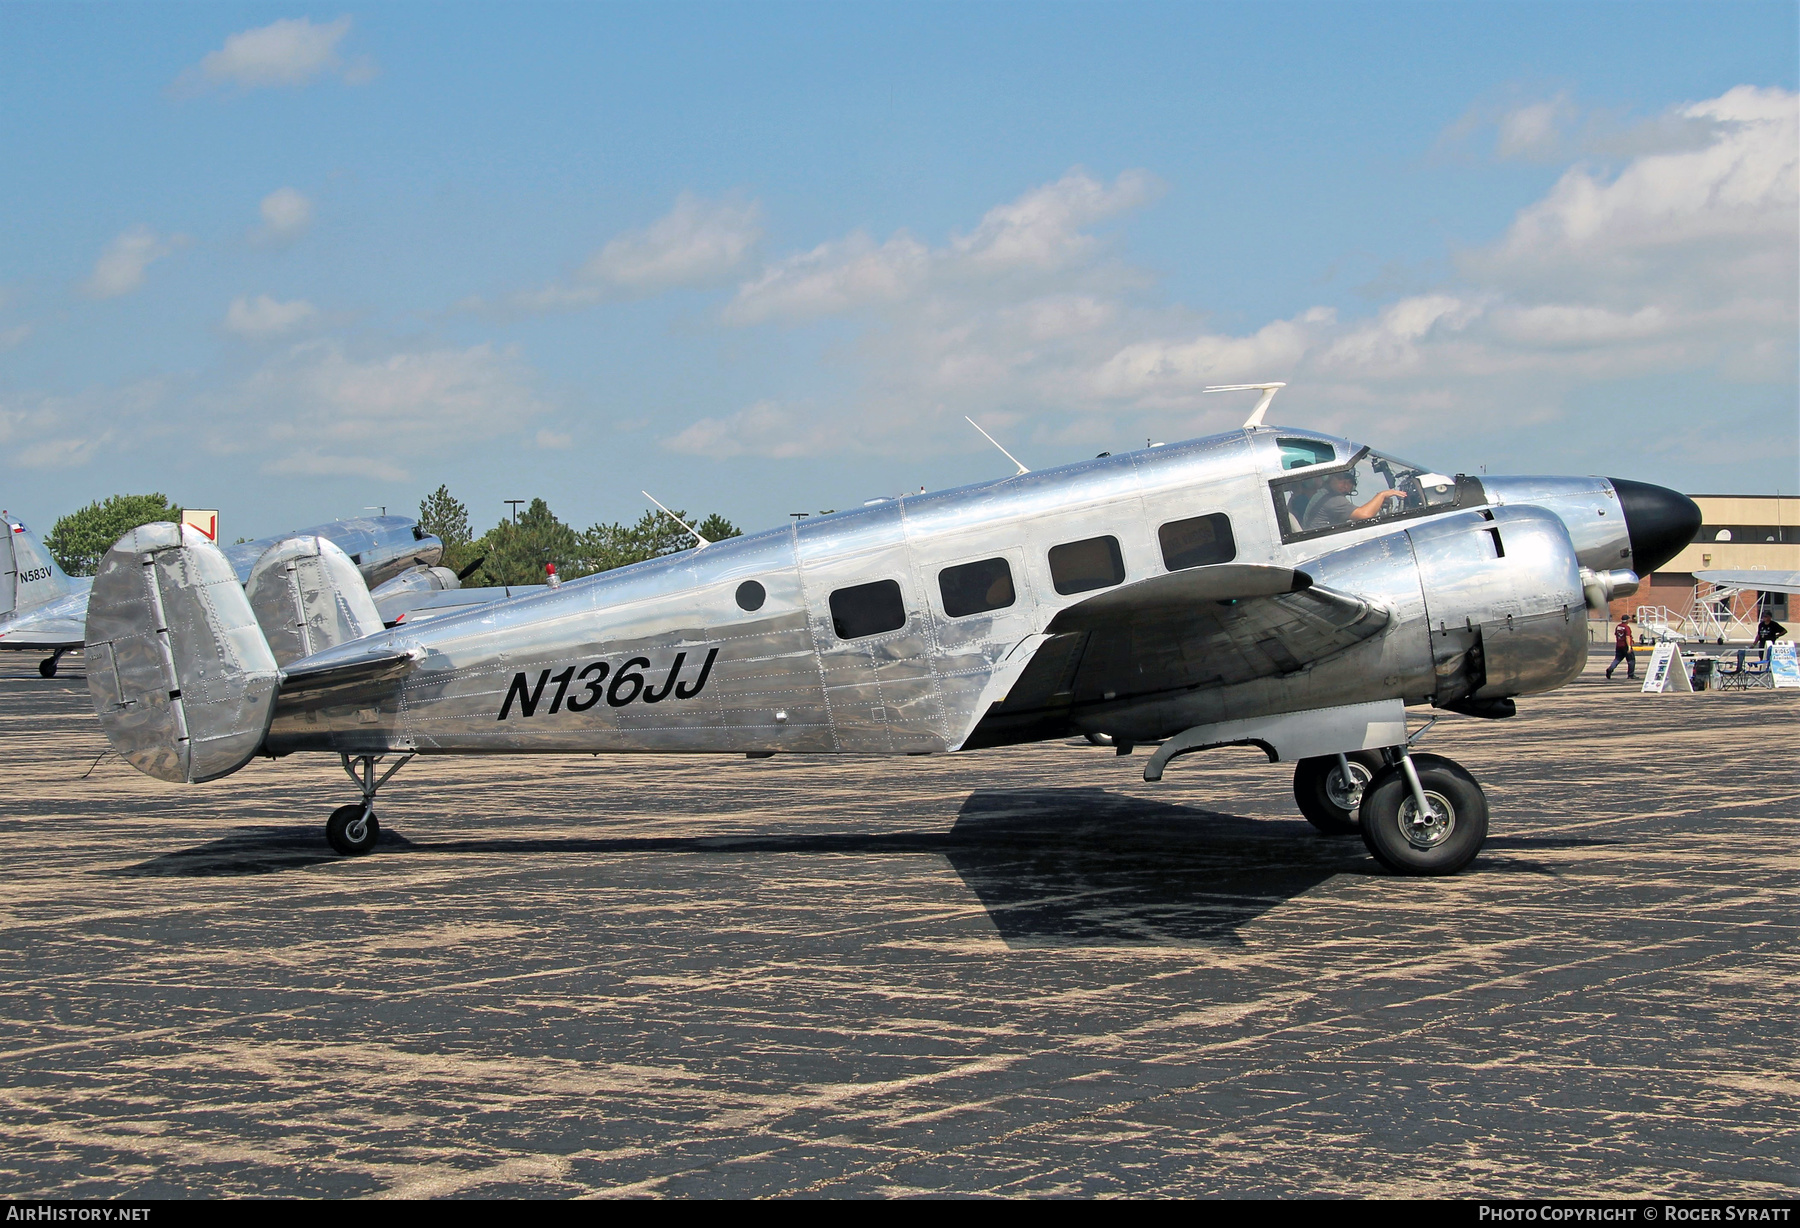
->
452 496 743 587
45 493 182 576
469 498 582 586
418 485 471 547
695 513 741 544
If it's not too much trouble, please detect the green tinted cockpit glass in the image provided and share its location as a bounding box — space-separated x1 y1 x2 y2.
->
1278 438 1336 470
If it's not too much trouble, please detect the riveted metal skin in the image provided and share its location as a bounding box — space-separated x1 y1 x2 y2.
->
88 425 1618 783
1482 475 1633 573
245 536 385 668
84 524 280 783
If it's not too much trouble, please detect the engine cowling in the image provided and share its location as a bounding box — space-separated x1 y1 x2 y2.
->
1407 505 1588 705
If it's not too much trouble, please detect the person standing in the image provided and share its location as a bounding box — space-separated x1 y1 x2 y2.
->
1754 609 1786 649
1605 615 1637 680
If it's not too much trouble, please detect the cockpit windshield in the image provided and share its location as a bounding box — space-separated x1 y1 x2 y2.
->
1271 445 1472 541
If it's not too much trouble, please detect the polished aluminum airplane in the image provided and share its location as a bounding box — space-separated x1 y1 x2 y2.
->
82 396 1700 875
0 512 460 676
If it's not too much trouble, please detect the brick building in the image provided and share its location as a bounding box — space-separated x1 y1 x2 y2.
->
1601 493 1798 635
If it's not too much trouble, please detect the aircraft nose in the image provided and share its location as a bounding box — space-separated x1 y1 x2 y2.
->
1608 478 1702 575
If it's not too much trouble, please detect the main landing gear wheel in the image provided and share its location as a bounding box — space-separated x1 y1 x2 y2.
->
326 804 380 855
1358 752 1487 876
1293 751 1384 835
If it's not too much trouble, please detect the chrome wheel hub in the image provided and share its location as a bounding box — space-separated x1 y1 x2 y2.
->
1327 762 1372 811
1397 791 1455 849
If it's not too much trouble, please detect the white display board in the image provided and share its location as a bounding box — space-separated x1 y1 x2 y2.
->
1771 642 1800 689
1642 642 1693 693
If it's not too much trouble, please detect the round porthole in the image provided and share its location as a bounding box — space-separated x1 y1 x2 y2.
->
735 580 766 611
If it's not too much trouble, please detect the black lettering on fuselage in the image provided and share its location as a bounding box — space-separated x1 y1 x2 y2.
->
497 649 719 721
497 669 550 721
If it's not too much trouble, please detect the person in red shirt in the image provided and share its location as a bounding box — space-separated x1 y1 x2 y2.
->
1605 615 1637 680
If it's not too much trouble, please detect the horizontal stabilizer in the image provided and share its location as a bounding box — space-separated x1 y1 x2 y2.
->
281 646 419 695
84 523 279 784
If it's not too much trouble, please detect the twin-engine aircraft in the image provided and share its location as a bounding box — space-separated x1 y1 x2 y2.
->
0 513 454 677
82 417 1699 876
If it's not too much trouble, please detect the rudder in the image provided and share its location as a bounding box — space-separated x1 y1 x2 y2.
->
244 536 385 667
85 523 280 783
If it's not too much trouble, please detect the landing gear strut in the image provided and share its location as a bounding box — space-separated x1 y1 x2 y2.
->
327 752 413 855
38 648 69 678
1293 751 1384 835
1358 750 1488 875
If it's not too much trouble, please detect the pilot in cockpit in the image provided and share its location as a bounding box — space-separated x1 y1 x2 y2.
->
1301 468 1404 533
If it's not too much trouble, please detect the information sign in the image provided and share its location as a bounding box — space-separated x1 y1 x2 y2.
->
1641 642 1693 694
1771 642 1800 689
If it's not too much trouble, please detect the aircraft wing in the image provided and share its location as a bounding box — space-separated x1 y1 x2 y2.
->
0 589 92 650
964 564 1388 748
1694 569 1800 596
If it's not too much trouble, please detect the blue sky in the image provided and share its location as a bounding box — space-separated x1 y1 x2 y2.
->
1 2 1795 540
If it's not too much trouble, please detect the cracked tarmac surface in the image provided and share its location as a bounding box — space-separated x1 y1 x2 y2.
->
0 653 1794 1197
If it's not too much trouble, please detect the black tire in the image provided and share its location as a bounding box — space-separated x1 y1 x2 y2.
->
1358 753 1487 875
1292 751 1385 835
326 804 380 855
38 657 57 678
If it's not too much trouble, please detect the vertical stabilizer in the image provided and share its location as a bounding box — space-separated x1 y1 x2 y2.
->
85 523 280 783
0 513 77 617
245 536 385 667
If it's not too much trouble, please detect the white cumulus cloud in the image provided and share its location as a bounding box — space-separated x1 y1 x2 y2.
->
223 295 318 338
513 193 763 311
81 227 178 299
665 93 1796 467
176 17 374 93
256 188 314 243
219 341 550 480
725 168 1155 326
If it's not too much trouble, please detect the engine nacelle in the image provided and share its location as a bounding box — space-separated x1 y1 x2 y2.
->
1408 505 1588 705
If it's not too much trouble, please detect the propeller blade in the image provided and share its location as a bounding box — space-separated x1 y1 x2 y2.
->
455 556 487 581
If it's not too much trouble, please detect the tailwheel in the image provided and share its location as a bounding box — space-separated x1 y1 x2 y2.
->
326 804 380 855
1358 752 1487 875
1293 751 1384 835
38 653 61 678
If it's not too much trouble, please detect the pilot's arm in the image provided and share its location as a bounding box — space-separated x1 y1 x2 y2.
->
1350 490 1405 521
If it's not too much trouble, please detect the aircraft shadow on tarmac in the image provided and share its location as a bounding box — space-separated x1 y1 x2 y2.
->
104 787 1607 947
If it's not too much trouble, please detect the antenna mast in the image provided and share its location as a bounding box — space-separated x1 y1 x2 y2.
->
964 417 1030 475
1204 382 1287 429
642 491 711 549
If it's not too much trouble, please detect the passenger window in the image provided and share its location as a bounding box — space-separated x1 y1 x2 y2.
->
829 579 906 639
1048 536 1125 596
938 557 1016 618
1159 514 1236 571
1278 438 1335 470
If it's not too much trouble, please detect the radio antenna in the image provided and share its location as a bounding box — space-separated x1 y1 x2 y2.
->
642 491 710 548
964 416 1030 475
1204 382 1287 429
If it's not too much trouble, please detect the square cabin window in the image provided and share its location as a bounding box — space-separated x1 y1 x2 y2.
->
829 578 907 639
1159 513 1236 571
939 557 1016 618
1048 535 1125 596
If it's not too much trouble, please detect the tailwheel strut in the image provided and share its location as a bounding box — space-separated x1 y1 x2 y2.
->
327 752 414 856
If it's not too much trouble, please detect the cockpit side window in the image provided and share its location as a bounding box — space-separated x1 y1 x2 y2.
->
1271 447 1477 542
1278 438 1336 470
